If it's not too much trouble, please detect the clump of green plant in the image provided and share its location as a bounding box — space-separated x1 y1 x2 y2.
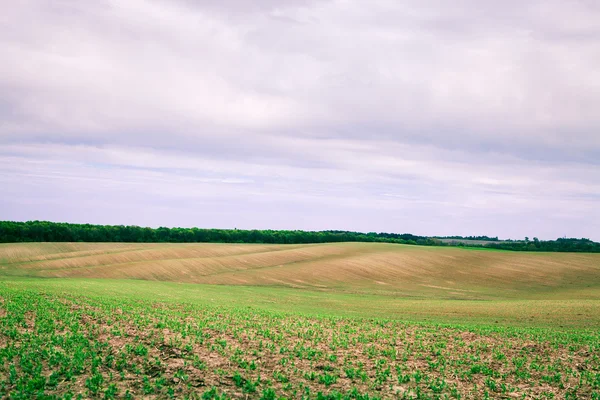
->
0 282 598 399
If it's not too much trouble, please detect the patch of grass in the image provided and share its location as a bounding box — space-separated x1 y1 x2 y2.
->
2 277 599 329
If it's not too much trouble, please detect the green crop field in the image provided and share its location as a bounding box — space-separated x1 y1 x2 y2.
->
1 242 599 399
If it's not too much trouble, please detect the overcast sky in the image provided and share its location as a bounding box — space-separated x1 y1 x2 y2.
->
1 0 599 240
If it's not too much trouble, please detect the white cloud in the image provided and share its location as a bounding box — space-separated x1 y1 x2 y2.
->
1 0 599 239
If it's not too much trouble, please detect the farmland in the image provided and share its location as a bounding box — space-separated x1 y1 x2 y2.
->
1 242 600 398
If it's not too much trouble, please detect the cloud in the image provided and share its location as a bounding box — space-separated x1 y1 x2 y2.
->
1 0 599 239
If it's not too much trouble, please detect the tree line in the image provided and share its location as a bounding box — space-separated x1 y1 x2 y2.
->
0 221 598 252
0 221 437 246
435 235 499 241
476 237 600 253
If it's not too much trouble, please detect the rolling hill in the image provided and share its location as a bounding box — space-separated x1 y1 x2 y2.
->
1 242 599 300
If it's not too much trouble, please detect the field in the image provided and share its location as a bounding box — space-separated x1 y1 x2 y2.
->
1 242 600 399
436 239 507 246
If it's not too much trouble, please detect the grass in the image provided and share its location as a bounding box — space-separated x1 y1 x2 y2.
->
1 242 600 398
2 277 600 330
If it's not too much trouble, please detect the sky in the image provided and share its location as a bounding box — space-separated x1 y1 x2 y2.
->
1 0 599 240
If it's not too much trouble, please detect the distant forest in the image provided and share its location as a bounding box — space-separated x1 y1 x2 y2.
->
0 221 599 253
435 235 499 241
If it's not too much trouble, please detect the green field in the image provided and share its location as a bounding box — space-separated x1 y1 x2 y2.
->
1 243 599 398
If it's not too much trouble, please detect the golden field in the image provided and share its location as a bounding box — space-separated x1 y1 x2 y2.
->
2 242 599 300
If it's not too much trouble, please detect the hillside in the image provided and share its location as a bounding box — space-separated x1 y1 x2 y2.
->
2 242 599 300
